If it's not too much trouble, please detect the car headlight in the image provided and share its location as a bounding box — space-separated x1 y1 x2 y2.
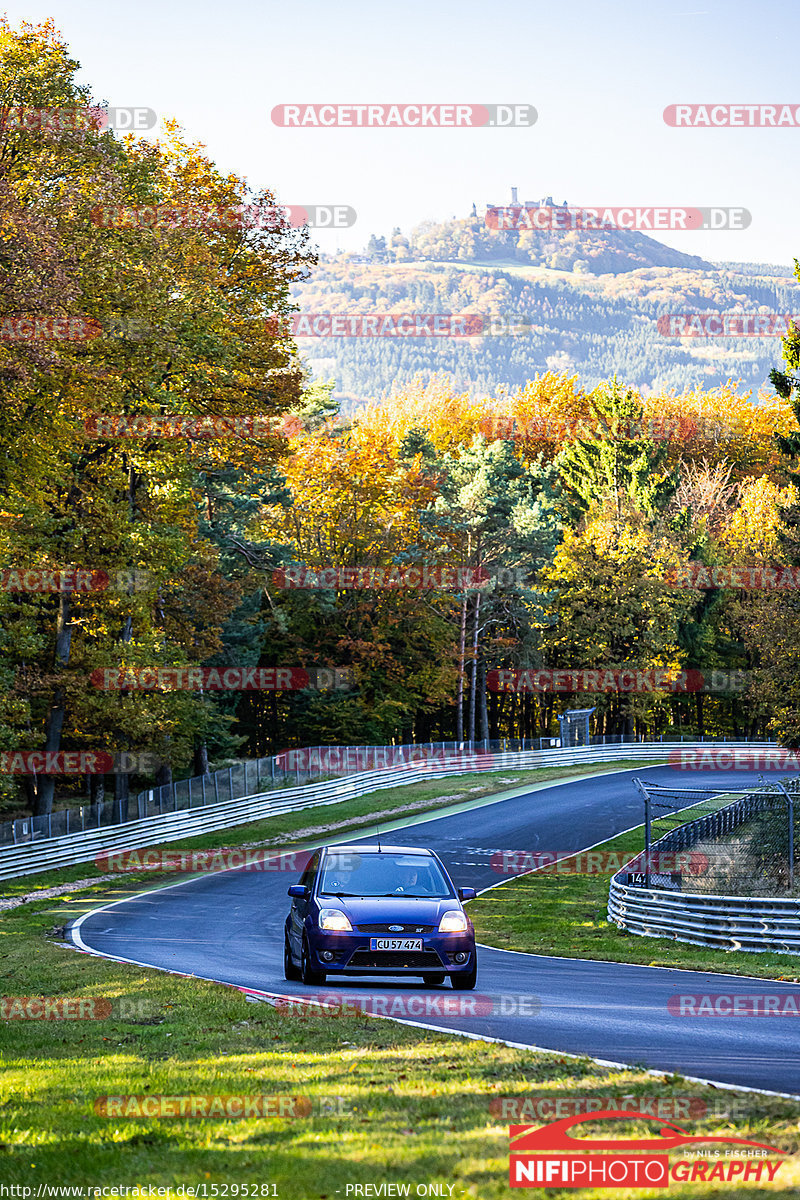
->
318 908 353 932
438 910 468 933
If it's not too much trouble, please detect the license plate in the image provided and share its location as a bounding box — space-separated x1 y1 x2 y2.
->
370 938 423 951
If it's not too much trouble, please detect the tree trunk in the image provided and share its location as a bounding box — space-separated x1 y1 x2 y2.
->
114 770 129 823
112 457 139 820
155 761 173 788
456 593 467 742
478 658 489 743
468 591 481 744
32 593 72 817
489 682 499 740
193 743 210 777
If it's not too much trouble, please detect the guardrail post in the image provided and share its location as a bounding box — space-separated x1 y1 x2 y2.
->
188 778 192 809
632 778 651 885
775 781 795 892
228 767 234 800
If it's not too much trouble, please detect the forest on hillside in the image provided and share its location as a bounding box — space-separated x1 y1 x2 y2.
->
294 255 800 400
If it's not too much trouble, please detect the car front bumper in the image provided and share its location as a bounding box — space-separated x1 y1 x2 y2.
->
306 928 476 975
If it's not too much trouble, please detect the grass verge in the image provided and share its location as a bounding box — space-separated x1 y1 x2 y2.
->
469 819 800 979
4 760 799 1196
1 891 799 1197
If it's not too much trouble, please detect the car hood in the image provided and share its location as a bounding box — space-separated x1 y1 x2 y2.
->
317 895 459 925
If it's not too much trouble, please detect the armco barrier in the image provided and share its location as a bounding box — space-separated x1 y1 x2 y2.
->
0 741 776 884
3 738 565 845
608 780 800 954
608 884 800 953
2 734 765 847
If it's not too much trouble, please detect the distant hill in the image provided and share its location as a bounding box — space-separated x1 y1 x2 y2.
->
292 207 800 403
385 208 713 275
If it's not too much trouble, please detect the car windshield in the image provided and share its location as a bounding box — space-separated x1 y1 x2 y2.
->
318 852 452 898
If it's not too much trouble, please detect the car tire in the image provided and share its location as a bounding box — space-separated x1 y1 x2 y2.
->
301 937 326 986
450 962 477 990
284 934 301 981
422 973 445 986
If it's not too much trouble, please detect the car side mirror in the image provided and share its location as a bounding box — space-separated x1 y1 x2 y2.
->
288 884 309 898
458 887 476 901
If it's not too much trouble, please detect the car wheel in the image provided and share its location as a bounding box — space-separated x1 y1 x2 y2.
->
284 933 301 981
422 973 445 986
301 937 326 986
451 962 477 990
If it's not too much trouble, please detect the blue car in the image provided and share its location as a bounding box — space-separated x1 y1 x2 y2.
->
284 844 478 989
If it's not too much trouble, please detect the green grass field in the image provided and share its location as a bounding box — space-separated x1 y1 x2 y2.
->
468 820 800 980
2 762 799 1198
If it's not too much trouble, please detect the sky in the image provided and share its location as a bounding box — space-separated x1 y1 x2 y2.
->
1 0 797 265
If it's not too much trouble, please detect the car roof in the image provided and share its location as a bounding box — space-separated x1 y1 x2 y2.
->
321 844 436 856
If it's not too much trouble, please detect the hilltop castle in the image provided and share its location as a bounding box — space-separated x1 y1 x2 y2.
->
486 187 570 210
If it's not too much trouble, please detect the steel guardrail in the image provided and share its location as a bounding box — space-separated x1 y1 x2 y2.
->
607 883 800 953
607 778 800 954
0 741 774 883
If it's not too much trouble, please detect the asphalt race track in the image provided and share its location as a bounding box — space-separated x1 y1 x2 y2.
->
69 765 800 1097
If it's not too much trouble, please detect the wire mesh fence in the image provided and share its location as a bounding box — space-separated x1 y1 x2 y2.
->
629 777 799 896
0 733 774 848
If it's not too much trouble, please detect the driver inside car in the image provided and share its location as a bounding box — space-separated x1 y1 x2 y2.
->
393 866 419 893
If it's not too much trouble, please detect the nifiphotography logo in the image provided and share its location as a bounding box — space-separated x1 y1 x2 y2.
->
508 1110 787 1188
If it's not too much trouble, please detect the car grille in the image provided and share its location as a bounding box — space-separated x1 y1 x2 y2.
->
357 923 435 934
347 950 443 969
